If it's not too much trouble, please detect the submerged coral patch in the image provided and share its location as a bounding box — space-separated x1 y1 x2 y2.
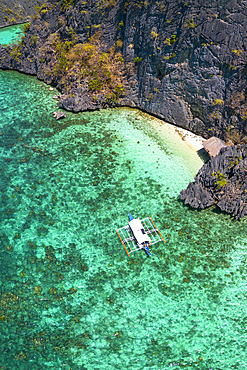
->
0 69 247 369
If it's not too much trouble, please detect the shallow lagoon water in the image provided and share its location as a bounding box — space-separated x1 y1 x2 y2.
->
0 23 25 46
0 61 247 370
1 69 247 370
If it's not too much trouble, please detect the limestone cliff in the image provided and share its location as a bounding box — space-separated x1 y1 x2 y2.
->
0 0 43 27
180 144 247 219
1 0 247 142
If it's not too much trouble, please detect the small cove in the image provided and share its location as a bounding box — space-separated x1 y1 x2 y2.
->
0 27 247 370
0 23 26 46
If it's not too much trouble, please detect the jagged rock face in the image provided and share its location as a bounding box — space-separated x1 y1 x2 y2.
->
1 0 247 141
0 0 43 27
180 144 247 219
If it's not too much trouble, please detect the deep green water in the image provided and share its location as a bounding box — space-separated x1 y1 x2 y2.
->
1 29 247 370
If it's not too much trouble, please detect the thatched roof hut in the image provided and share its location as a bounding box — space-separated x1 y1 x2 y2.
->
202 137 227 158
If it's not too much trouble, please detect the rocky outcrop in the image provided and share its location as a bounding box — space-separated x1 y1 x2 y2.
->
180 144 247 219
0 0 43 27
53 111 66 120
0 0 247 142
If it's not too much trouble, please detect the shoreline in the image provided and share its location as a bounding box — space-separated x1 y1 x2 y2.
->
0 21 27 30
174 126 205 152
0 19 208 159
0 63 208 155
125 107 207 155
115 106 207 155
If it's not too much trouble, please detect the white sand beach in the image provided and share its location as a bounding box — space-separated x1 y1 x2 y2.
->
174 126 206 152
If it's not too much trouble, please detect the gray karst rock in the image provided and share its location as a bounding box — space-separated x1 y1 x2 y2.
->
180 183 215 209
53 111 66 120
1 0 247 218
0 0 44 27
0 0 247 142
180 144 247 219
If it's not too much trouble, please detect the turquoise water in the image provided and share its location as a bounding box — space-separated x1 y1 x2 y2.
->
0 23 25 46
1 70 247 370
0 34 247 370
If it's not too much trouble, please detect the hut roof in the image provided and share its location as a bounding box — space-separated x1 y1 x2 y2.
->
202 137 226 158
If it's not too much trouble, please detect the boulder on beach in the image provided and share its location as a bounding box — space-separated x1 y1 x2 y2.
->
53 111 66 120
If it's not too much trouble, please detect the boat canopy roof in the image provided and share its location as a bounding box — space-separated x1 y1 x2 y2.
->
116 215 166 256
129 218 151 245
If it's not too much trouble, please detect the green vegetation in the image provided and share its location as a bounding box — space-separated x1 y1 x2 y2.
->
47 32 125 103
32 3 55 20
210 111 220 120
151 31 159 39
6 7 14 14
22 23 31 34
96 0 116 9
212 171 227 188
163 52 176 60
2 6 23 23
116 39 123 48
156 2 167 11
228 63 237 70
5 29 26 61
30 35 38 46
212 99 224 106
9 44 22 62
133 57 142 63
187 18 197 28
232 49 242 56
165 34 177 46
118 20 124 30
61 0 75 10
106 83 125 104
34 5 41 12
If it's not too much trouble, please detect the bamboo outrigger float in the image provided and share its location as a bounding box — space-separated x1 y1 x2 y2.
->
116 213 166 257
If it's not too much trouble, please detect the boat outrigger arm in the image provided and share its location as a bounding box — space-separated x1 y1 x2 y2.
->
116 213 166 257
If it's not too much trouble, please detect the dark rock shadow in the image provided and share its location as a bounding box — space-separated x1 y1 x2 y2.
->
197 148 210 163
211 204 237 220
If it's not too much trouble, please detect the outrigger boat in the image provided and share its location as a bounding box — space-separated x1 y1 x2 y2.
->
116 213 166 256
